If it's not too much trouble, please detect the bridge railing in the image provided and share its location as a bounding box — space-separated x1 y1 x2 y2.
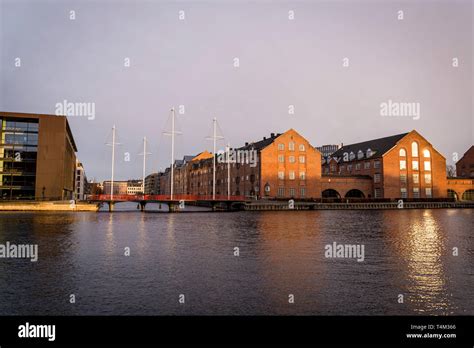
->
89 194 248 202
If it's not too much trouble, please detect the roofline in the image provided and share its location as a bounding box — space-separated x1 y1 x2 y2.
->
382 130 446 160
0 111 78 152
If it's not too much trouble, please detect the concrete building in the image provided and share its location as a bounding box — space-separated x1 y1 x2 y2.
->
0 111 77 200
456 146 474 178
75 160 88 200
126 179 143 194
103 181 127 195
316 144 341 158
144 172 163 194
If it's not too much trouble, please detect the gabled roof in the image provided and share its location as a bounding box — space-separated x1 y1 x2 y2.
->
459 145 474 162
237 133 282 151
330 133 408 162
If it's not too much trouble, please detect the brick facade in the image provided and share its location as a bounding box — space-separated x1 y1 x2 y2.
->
158 129 473 201
456 146 474 178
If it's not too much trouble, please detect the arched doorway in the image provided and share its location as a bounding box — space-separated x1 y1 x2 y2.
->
447 189 458 201
322 189 341 199
345 189 365 198
461 189 474 201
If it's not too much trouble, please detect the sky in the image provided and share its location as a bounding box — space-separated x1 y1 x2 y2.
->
1 0 472 181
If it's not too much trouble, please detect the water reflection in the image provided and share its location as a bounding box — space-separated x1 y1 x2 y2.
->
0 209 471 315
405 210 451 313
256 212 324 313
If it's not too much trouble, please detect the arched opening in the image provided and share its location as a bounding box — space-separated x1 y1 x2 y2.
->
322 189 341 199
461 189 474 201
447 189 458 201
345 189 365 198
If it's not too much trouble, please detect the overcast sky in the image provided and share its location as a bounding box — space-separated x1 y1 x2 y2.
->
1 0 472 181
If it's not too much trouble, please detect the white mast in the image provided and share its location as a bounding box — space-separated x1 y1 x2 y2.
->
226 143 230 200
143 137 146 194
139 136 151 194
213 117 217 200
163 108 181 200
206 117 224 201
171 108 175 200
111 125 116 201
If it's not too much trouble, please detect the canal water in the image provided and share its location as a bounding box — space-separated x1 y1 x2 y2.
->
0 206 472 315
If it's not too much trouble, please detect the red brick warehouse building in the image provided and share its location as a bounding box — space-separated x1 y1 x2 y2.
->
160 129 322 199
160 128 473 201
322 130 449 199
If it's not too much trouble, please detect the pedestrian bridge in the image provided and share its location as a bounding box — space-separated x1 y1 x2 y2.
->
88 194 248 212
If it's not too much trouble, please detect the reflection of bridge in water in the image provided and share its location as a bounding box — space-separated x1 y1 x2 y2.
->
88 194 249 212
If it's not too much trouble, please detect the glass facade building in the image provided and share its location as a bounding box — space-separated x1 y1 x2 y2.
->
0 117 39 199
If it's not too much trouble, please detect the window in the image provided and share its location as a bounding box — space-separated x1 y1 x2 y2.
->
278 187 285 197
347 164 352 171
289 156 295 163
289 171 295 180
399 148 406 157
331 165 336 172
424 161 431 171
357 150 364 159
289 188 295 197
278 155 284 163
289 142 295 151
265 184 271 192
299 144 305 151
366 148 373 158
400 160 407 170
413 187 420 198
400 174 407 183
424 173 432 184
374 160 381 169
374 188 382 198
340 165 345 172
349 152 356 160
355 163 361 170
300 188 306 197
413 173 419 184
278 171 284 180
299 156 305 163
400 188 407 198
425 188 432 198
423 149 430 158
412 160 419 170
412 142 419 157
299 172 306 180
374 174 381 183
278 143 284 151
364 162 370 169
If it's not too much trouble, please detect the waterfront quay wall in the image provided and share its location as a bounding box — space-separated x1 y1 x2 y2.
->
0 201 99 211
244 201 474 211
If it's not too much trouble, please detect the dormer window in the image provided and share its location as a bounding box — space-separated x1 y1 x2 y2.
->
349 152 355 161
357 150 364 159
366 148 373 158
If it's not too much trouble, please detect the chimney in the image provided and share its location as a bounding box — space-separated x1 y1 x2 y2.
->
245 142 249 146
339 143 343 149
263 136 267 140
270 133 275 138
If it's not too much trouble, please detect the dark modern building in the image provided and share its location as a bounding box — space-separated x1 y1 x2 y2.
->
0 111 78 200
456 146 474 178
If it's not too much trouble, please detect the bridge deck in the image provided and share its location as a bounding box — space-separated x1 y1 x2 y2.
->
88 194 249 203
